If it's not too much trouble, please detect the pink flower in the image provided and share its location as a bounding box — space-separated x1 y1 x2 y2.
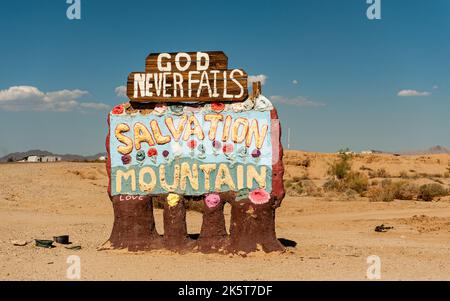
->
211 102 225 112
112 104 124 115
222 143 234 154
153 104 167 116
249 189 270 205
188 140 197 149
205 193 221 208
147 148 158 157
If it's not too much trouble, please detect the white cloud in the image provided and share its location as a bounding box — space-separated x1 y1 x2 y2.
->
0 86 109 112
292 80 299 85
432 85 438 90
248 74 267 86
80 102 110 110
115 85 127 97
397 89 431 97
270 95 325 107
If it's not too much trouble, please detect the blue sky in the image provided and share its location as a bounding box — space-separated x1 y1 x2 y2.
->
0 0 449 156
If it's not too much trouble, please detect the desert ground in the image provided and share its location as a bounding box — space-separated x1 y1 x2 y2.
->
1 150 450 280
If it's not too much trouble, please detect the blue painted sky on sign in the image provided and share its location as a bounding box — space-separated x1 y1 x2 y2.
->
109 109 273 195
0 0 449 156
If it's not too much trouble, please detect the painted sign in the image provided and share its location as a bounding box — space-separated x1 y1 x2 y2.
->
108 100 273 196
127 51 248 102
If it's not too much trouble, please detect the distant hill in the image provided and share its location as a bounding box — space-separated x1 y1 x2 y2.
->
0 149 106 162
400 145 450 155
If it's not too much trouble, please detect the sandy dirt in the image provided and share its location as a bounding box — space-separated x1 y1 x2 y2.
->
1 151 450 280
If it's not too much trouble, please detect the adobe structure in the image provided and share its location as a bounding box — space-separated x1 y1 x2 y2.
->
103 51 285 254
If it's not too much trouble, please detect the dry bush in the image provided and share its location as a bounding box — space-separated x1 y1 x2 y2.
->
368 168 390 178
359 165 373 171
328 153 352 180
285 178 322 197
299 158 311 168
323 171 368 195
399 171 409 179
368 180 419 202
368 186 395 202
344 171 369 194
393 181 419 200
323 178 344 192
418 184 449 202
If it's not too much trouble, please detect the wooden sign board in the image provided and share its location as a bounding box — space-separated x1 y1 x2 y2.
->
127 51 248 102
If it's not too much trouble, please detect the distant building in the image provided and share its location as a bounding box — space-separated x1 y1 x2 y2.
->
361 150 373 155
41 156 62 162
98 156 107 161
25 155 41 162
17 155 62 163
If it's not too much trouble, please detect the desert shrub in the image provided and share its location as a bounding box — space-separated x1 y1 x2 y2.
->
444 172 450 178
368 186 395 202
299 158 311 168
328 153 352 180
285 178 321 196
359 165 373 171
418 184 448 202
399 171 409 179
368 180 419 202
369 168 390 178
323 171 368 195
371 179 379 186
344 171 369 194
323 178 344 192
393 182 419 200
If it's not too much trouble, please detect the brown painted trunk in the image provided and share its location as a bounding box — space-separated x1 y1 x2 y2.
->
197 195 229 253
228 199 284 253
162 197 195 252
105 195 163 251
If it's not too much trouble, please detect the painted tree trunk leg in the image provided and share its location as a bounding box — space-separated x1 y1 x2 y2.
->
228 199 284 253
197 196 229 253
162 196 195 252
104 195 163 251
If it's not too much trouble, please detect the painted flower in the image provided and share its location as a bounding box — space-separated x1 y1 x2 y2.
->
172 142 183 157
167 193 180 207
222 143 234 154
112 104 124 115
249 188 270 205
232 102 245 113
147 148 158 157
121 154 131 165
211 102 225 112
153 104 167 116
136 150 146 161
187 140 197 149
212 140 222 150
169 105 184 115
251 149 261 158
162 150 170 158
205 193 221 209
238 146 248 158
